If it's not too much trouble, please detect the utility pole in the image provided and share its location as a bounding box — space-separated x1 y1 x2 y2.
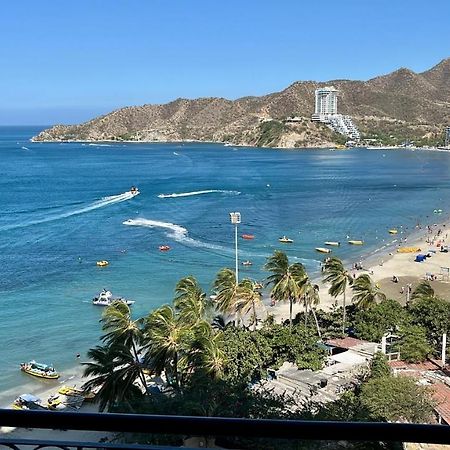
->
229 212 241 284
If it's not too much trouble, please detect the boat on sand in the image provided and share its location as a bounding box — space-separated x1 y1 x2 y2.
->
12 394 46 410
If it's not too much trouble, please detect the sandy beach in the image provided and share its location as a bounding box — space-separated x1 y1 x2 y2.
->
270 218 450 322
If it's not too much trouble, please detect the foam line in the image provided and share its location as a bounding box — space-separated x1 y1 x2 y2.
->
158 189 240 199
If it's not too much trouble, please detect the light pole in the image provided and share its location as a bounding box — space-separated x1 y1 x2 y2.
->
229 212 241 284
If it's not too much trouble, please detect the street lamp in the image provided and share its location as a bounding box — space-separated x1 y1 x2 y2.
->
229 212 241 284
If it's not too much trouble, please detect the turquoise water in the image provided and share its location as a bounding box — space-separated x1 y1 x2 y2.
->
2 126 450 401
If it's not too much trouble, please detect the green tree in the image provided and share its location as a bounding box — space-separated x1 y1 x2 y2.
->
351 274 386 309
408 296 450 353
100 301 148 392
265 250 308 329
234 279 264 331
411 280 435 301
368 352 391 379
174 276 210 325
323 257 353 335
302 281 322 338
353 299 406 342
399 325 432 363
360 375 435 423
213 268 240 321
82 344 143 412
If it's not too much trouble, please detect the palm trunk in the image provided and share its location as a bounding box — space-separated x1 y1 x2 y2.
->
131 341 149 396
174 352 180 390
311 308 322 339
252 299 257 331
289 298 293 330
342 290 346 336
304 301 308 326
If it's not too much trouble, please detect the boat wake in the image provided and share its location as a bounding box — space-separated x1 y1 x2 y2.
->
158 189 240 199
0 191 137 232
123 218 228 252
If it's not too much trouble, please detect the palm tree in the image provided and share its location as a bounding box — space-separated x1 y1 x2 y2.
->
144 304 191 389
213 268 240 318
411 280 435 301
351 274 386 309
235 279 264 331
82 344 143 412
100 301 148 392
302 281 322 338
265 250 308 329
323 257 353 335
174 276 209 325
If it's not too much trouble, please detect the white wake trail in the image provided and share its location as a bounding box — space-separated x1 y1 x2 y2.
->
0 192 137 232
123 218 228 252
158 189 240 199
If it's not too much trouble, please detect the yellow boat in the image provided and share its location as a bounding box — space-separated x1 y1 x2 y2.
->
96 260 109 267
20 361 60 380
397 246 421 254
316 247 332 254
389 229 398 234
59 385 95 401
279 236 293 243
348 240 364 245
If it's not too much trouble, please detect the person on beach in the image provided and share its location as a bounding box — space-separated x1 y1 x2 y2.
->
400 286 405 294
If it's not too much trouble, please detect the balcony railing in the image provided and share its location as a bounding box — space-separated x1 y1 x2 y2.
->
1 409 450 449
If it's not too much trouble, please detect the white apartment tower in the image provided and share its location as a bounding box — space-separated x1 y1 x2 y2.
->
311 85 360 141
312 86 338 121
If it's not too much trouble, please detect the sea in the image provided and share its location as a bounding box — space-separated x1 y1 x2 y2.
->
1 125 450 403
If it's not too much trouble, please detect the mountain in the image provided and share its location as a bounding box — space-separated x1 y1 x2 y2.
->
33 58 450 148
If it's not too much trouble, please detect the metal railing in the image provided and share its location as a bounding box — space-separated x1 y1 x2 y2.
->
1 409 450 449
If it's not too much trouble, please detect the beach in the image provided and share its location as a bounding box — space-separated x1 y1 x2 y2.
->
270 218 450 322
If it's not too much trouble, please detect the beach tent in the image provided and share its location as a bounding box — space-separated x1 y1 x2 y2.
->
415 254 426 262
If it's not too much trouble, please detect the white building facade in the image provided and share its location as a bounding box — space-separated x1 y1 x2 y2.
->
311 86 360 141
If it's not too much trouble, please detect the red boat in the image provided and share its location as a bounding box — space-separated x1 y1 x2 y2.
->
241 234 255 240
159 245 171 252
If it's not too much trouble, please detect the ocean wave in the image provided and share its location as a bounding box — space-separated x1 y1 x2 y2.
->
0 191 137 232
157 189 241 199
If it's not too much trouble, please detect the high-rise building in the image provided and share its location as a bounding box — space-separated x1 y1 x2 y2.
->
312 86 338 121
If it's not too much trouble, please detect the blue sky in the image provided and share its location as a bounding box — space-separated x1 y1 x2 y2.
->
1 0 449 125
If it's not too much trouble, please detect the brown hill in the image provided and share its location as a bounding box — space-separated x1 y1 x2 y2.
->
33 58 450 147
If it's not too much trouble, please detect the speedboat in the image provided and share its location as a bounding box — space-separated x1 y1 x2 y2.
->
325 241 340 246
12 394 46 410
92 289 135 307
159 245 171 252
241 234 255 240
96 260 109 267
130 186 140 196
316 247 332 254
242 260 253 266
348 240 364 245
20 361 60 380
388 229 398 234
279 236 293 243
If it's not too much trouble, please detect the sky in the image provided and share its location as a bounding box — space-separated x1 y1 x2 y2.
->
1 0 449 125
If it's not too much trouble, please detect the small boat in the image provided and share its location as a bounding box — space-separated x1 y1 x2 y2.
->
348 240 364 245
316 247 332 254
159 245 171 252
12 394 46 410
92 289 135 307
388 229 398 234
20 361 60 380
242 260 253 266
279 236 293 243
325 241 340 246
241 234 255 240
130 186 140 196
59 385 95 401
96 260 109 267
